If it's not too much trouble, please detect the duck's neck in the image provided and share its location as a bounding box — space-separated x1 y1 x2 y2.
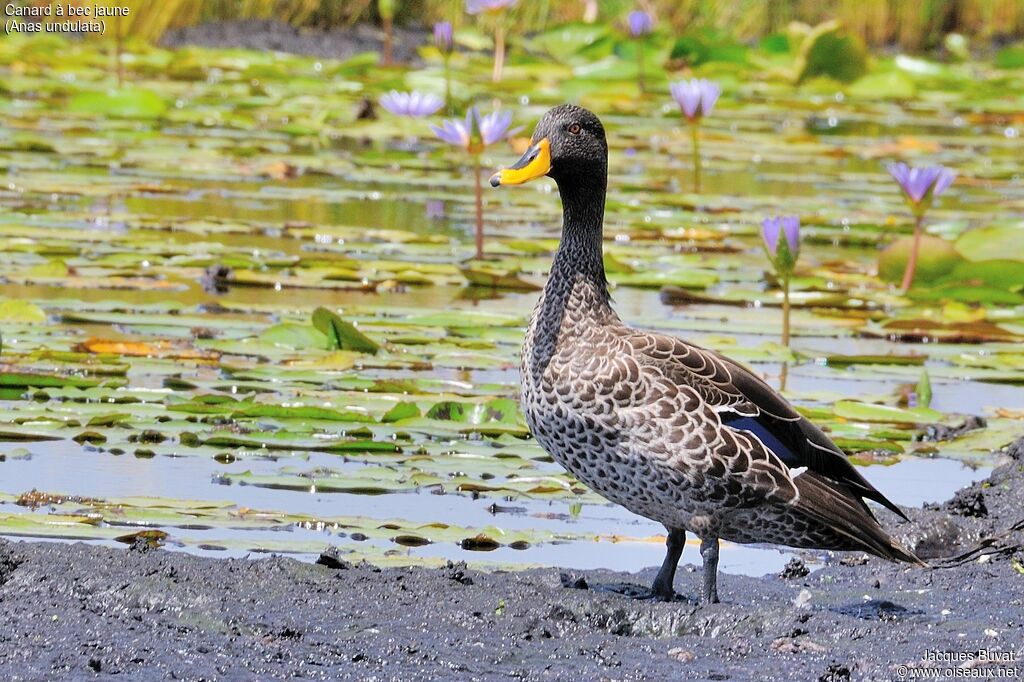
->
526 170 611 375
548 172 609 302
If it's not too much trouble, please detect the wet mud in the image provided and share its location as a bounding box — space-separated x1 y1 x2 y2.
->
0 442 1021 681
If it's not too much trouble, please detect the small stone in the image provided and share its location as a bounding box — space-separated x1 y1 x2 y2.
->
946 489 988 518
780 557 810 579
794 588 813 609
1003 436 1024 461
771 637 826 654
354 97 376 120
444 560 474 585
200 264 232 294
819 662 852 681
316 547 351 570
559 573 588 590
668 647 695 663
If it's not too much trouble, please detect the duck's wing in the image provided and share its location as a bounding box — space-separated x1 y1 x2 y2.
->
626 332 908 521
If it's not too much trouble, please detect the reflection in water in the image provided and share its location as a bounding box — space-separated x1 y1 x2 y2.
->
0 440 991 577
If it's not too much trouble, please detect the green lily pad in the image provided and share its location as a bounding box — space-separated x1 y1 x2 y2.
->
312 307 381 354
796 21 868 83
68 88 168 119
878 235 962 284
0 300 46 323
955 224 1024 263
833 400 944 425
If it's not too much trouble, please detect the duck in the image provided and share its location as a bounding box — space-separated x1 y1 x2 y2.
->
489 104 923 604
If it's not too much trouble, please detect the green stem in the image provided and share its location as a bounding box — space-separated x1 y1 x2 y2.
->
474 155 484 260
781 273 791 347
444 56 452 115
382 16 393 65
690 121 701 194
492 24 505 82
115 12 124 87
900 212 925 293
636 39 645 93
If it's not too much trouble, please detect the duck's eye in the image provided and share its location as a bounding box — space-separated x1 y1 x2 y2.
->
568 124 582 135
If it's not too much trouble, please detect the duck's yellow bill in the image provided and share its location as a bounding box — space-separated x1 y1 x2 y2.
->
489 138 551 187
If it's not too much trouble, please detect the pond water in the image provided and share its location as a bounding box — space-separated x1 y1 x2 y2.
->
0 41 1022 578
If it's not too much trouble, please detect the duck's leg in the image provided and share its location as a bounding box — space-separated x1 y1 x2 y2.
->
650 528 686 600
700 535 720 604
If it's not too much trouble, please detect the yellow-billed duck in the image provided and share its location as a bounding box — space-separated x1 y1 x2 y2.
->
490 104 922 604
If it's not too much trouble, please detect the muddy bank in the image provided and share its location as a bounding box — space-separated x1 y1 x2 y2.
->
160 19 428 64
0 446 1021 681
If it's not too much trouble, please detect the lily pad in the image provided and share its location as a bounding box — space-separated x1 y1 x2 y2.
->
68 88 168 119
878 235 962 284
312 307 381 354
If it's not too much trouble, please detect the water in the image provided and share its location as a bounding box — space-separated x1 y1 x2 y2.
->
0 56 1021 579
0 439 991 576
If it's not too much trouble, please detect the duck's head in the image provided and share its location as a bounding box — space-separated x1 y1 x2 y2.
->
489 104 607 189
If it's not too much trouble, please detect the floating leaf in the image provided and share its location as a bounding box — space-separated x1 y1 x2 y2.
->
381 401 421 423
0 300 46 323
425 399 521 425
312 307 380 354
878 235 962 284
916 370 932 409
68 88 168 119
955 224 1024 263
833 400 943 424
459 267 541 291
995 44 1024 69
73 338 218 361
796 21 868 83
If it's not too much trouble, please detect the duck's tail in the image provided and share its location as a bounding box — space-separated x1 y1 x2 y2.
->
793 471 927 567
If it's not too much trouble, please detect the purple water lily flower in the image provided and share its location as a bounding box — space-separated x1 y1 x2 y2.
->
477 109 515 145
434 21 453 55
886 162 956 292
628 10 653 37
466 0 516 14
887 162 956 205
670 79 721 121
762 216 800 346
425 199 446 219
762 216 800 256
433 106 516 260
432 107 514 151
379 90 444 118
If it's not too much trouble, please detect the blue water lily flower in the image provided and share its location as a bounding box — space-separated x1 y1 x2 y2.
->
466 0 517 13
379 90 444 118
761 215 801 346
432 107 515 151
887 162 956 207
434 21 453 55
670 79 721 193
762 216 800 255
431 106 517 259
884 162 957 292
627 10 653 37
670 78 721 121
761 215 800 271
